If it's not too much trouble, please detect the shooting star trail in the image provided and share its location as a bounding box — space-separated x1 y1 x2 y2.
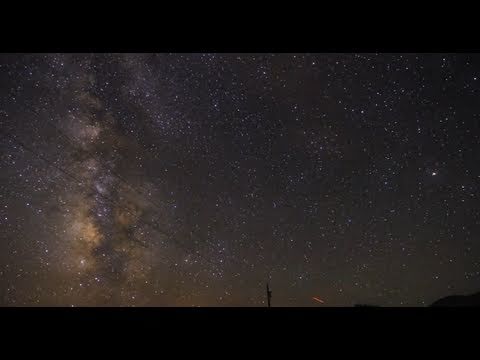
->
312 296 324 304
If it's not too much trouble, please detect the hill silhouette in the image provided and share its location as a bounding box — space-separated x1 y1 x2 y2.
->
430 291 480 307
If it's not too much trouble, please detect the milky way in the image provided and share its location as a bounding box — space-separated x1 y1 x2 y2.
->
0 54 479 306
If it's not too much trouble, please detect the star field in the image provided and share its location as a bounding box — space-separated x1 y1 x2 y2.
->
0 53 479 306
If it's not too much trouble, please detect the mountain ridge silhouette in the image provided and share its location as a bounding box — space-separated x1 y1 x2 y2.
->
430 291 480 307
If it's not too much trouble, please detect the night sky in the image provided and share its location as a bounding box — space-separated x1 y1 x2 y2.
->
0 53 479 307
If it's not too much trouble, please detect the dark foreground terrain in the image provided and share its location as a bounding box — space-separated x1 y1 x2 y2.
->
430 291 480 307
